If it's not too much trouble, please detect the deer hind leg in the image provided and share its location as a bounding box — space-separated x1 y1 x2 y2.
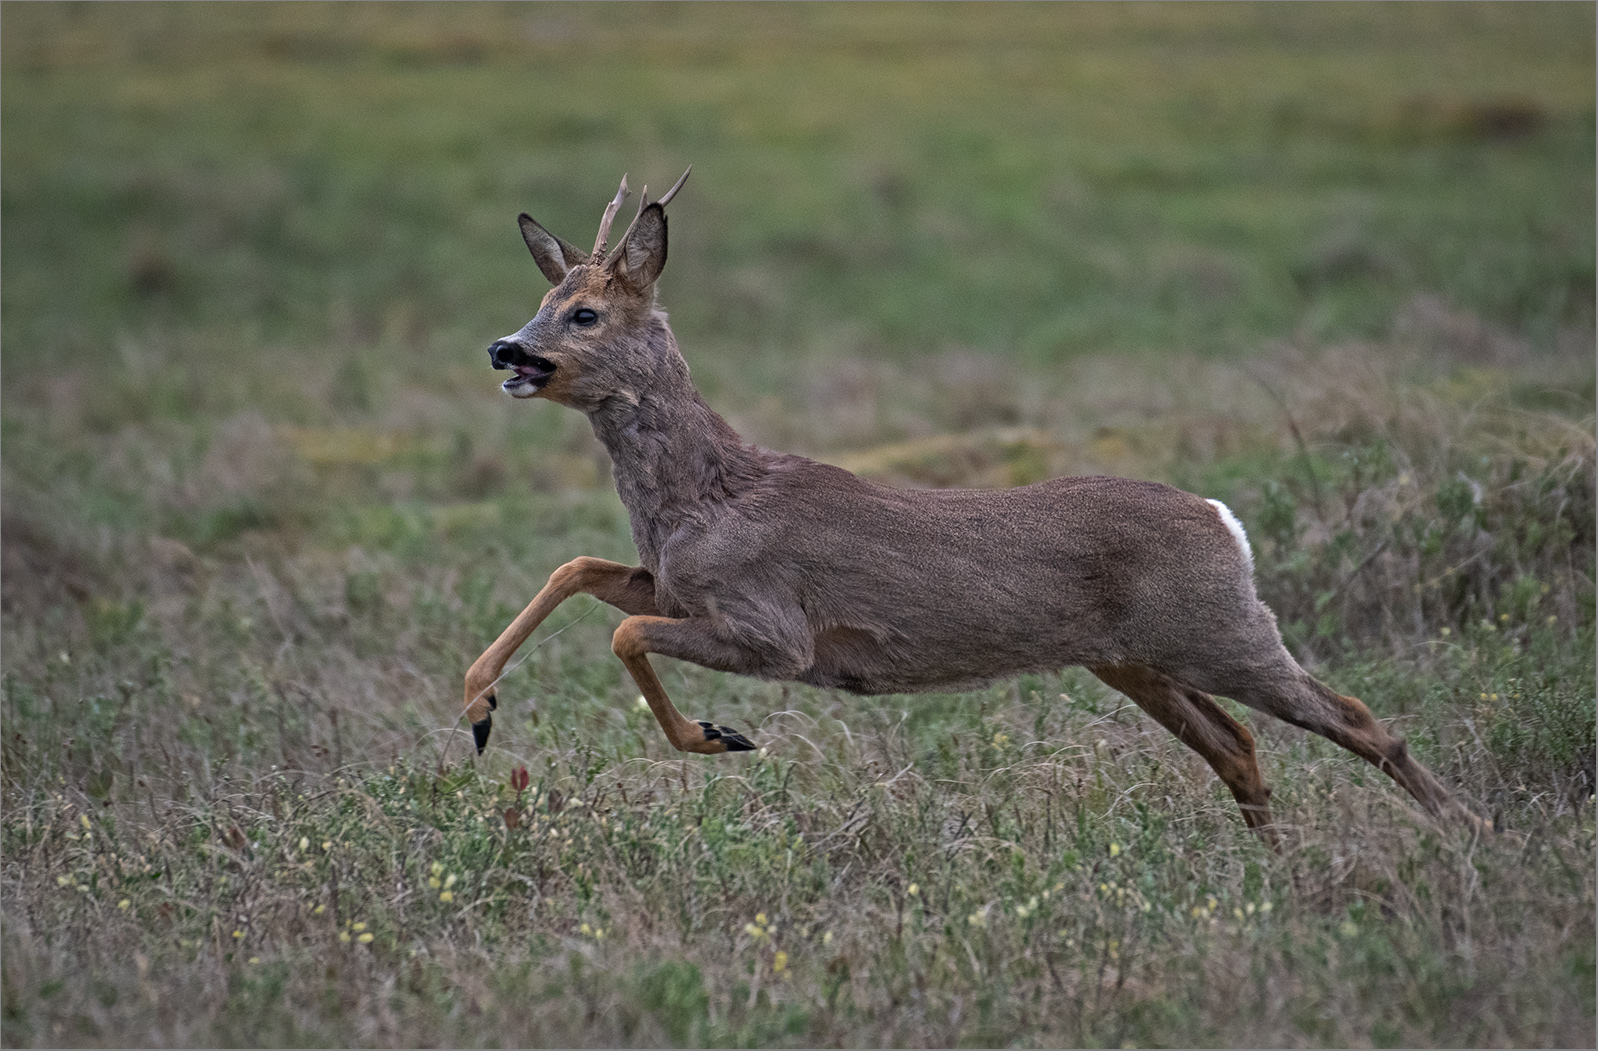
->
465 557 658 754
1204 657 1485 832
611 615 770 755
1093 664 1278 846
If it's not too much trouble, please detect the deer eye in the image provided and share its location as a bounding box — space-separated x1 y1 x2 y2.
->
571 308 599 327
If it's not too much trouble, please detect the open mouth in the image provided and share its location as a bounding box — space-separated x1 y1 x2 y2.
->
500 355 556 395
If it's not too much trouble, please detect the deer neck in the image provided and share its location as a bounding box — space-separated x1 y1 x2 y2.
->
585 359 762 571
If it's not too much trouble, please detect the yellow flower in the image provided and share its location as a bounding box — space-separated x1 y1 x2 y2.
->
339 932 351 944
357 932 374 944
80 815 91 830
1109 842 1121 857
232 929 244 940
439 891 454 903
298 837 309 852
773 950 788 973
117 899 131 911
580 923 593 936
351 922 366 932
906 883 919 897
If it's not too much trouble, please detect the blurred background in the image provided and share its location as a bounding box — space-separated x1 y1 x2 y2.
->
5 0 1592 563
1 5 1593 1045
4 1 1591 660
4 3 1592 473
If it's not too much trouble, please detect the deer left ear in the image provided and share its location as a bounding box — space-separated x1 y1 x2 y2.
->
611 203 667 290
519 214 588 285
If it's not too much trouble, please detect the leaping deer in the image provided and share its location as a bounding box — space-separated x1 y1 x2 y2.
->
466 170 1485 842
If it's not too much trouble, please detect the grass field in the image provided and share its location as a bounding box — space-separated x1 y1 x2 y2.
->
2 3 1594 1046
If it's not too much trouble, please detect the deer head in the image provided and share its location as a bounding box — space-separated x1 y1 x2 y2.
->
487 169 691 412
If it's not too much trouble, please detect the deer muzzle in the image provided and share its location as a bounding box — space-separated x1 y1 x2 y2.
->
488 340 556 394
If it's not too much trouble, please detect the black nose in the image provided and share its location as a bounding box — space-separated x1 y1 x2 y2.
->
487 340 526 370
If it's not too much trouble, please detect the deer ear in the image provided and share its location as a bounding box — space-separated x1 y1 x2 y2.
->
518 214 588 285
611 203 667 290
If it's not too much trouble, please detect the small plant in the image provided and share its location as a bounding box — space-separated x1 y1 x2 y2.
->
504 765 530 830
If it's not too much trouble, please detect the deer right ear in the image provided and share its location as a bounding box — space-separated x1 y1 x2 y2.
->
518 214 589 285
611 203 667 290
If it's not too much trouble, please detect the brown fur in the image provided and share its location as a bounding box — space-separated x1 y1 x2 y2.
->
466 174 1487 839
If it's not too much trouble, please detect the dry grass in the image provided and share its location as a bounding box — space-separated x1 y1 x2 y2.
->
3 333 1593 1047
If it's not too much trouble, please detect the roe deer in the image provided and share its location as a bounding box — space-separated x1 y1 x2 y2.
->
465 170 1486 842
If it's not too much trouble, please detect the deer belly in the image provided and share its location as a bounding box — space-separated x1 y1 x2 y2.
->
800 626 903 693
798 621 1096 695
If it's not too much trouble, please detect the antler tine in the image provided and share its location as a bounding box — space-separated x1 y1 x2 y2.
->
655 165 692 208
597 168 689 268
607 185 654 265
591 174 631 259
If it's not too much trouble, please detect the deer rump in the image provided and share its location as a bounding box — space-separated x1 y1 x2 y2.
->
648 459 1270 698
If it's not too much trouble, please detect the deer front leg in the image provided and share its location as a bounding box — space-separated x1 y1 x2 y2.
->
465 556 658 754
611 615 792 755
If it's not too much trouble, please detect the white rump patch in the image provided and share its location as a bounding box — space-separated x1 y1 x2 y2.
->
1206 498 1254 573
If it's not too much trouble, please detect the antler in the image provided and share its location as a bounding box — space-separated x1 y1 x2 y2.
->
606 167 692 269
591 174 631 260
656 165 691 207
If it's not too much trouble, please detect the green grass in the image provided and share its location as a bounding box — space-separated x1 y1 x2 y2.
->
2 3 1594 1046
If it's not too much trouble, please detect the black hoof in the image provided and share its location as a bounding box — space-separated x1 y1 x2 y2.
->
697 720 756 752
472 713 492 755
